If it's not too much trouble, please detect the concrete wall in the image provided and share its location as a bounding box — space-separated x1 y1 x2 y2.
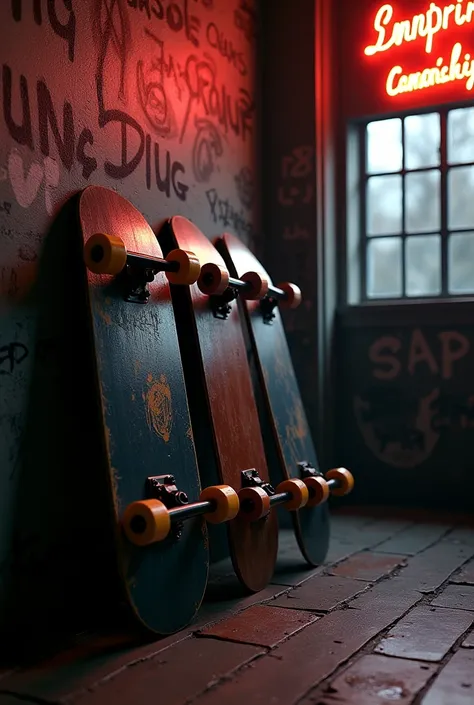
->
0 0 260 631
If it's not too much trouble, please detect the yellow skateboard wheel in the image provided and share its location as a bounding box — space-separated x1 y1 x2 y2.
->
84 233 127 275
240 272 269 300
238 486 271 521
200 484 239 523
198 262 230 296
122 499 171 546
326 467 354 496
276 478 309 510
277 282 302 309
166 249 200 285
304 475 330 507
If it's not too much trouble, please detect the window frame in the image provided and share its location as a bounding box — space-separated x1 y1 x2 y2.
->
352 100 474 305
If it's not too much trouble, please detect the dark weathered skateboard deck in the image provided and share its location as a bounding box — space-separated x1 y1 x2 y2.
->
158 217 278 592
216 233 330 566
78 186 208 633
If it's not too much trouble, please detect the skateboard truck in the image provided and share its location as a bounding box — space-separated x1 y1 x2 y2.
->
122 483 240 547
198 264 270 320
197 263 303 324
238 468 309 521
146 474 190 539
297 462 355 506
208 284 239 320
238 466 355 520
83 232 200 303
259 282 303 324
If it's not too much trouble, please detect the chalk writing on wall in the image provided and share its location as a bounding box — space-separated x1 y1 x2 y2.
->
234 166 253 209
206 188 253 242
282 223 310 241
206 21 248 76
277 145 314 207
353 328 473 469
192 119 223 182
11 0 76 62
180 54 254 144
234 0 256 43
0 342 29 375
3 0 257 214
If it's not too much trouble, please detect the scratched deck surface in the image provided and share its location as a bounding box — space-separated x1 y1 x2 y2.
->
159 217 278 593
78 186 208 634
216 233 329 566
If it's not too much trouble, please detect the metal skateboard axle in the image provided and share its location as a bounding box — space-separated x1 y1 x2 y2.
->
238 468 355 521
83 232 201 288
197 263 301 311
226 275 286 301
109 249 179 275
122 483 239 547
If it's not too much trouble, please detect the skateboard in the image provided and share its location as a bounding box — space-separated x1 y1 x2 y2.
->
78 186 239 634
158 218 311 592
215 233 354 566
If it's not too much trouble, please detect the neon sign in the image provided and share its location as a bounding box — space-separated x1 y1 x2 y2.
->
364 1 474 97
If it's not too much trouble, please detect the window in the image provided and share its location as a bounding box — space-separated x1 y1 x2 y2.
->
359 106 474 300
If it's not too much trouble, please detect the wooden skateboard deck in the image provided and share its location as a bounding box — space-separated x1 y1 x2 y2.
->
78 186 208 634
216 233 330 566
158 217 278 592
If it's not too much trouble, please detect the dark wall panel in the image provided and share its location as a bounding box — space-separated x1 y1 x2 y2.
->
337 314 474 510
261 0 320 442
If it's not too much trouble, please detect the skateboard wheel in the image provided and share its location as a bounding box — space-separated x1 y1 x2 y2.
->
304 476 330 507
166 249 200 285
84 233 127 275
238 487 271 521
240 272 269 300
276 478 309 510
198 262 230 296
122 499 171 546
326 467 354 496
277 282 302 309
200 485 239 523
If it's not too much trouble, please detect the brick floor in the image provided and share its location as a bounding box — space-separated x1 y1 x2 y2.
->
327 551 407 581
315 654 436 705
197 604 318 647
462 630 474 648
420 649 474 704
450 558 474 585
1 510 473 705
430 584 474 611
375 523 449 556
374 605 473 662
270 575 369 611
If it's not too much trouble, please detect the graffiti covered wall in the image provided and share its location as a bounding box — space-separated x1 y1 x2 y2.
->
0 0 259 628
337 320 474 510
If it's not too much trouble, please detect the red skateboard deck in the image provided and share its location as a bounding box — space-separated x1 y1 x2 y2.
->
158 217 279 592
216 233 333 565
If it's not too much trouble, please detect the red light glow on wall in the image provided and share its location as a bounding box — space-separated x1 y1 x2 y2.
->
364 1 474 97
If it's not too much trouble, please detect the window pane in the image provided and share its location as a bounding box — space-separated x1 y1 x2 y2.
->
367 237 402 298
367 175 402 235
405 113 440 169
366 118 402 174
448 166 474 229
449 232 474 293
405 235 441 296
405 170 440 233
448 107 474 164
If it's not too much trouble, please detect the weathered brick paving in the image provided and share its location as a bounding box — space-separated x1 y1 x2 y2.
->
0 509 473 705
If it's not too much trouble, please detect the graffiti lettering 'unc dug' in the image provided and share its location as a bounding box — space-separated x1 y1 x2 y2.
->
2 67 189 207
365 1 474 96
